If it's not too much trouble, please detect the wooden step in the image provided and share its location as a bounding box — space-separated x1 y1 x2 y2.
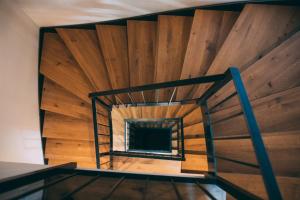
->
96 25 130 103
215 130 300 177
183 107 202 126
41 78 92 120
184 138 206 151
193 4 300 98
181 154 208 173
155 15 193 102
56 28 112 93
165 105 181 118
127 20 157 102
218 173 300 200
184 123 204 136
113 156 181 174
46 154 96 168
211 86 300 137
175 104 197 118
208 30 300 111
43 111 94 141
45 138 95 158
40 33 93 103
177 10 239 100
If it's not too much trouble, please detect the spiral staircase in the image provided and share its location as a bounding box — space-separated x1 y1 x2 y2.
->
38 2 300 199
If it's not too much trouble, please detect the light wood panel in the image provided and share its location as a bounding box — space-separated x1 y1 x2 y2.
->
219 173 300 200
127 20 157 102
211 86 300 137
215 131 300 177
181 154 208 173
45 138 95 159
177 10 238 100
40 33 93 103
175 104 197 118
96 25 130 103
46 154 96 168
183 107 202 126
184 123 204 137
41 78 92 120
43 111 94 141
165 105 181 118
56 28 112 92
155 15 192 101
193 4 300 98
113 156 181 174
184 138 206 151
208 30 300 111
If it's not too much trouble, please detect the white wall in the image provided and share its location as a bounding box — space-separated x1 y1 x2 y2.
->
0 1 43 164
13 0 244 27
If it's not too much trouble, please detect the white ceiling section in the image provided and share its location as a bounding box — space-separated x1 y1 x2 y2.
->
13 0 244 27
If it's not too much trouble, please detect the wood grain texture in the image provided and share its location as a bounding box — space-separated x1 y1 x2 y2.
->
96 25 130 103
183 107 202 126
193 4 300 98
215 131 300 177
43 111 94 141
211 86 300 137
155 15 192 101
219 173 300 200
41 78 92 120
127 20 157 102
175 104 197 118
45 138 95 166
113 156 181 174
46 154 96 169
184 123 204 137
181 154 208 172
208 30 300 111
177 10 238 100
56 28 112 92
40 33 93 103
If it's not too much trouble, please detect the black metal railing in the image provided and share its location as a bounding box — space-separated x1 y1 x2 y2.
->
89 67 282 200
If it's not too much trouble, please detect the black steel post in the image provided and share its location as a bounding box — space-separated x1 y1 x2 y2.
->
92 98 100 169
177 121 180 155
108 108 114 169
229 67 282 200
200 102 217 175
180 118 185 160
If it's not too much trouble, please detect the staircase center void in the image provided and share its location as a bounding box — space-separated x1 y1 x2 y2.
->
128 126 172 153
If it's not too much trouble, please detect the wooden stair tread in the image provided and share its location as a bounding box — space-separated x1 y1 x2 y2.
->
56 28 112 92
181 154 208 172
41 78 92 120
193 4 300 98
155 15 193 102
183 107 202 126
211 86 300 137
40 33 93 103
177 10 239 100
127 20 157 102
208 31 300 112
43 111 94 141
45 138 95 157
96 25 130 103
